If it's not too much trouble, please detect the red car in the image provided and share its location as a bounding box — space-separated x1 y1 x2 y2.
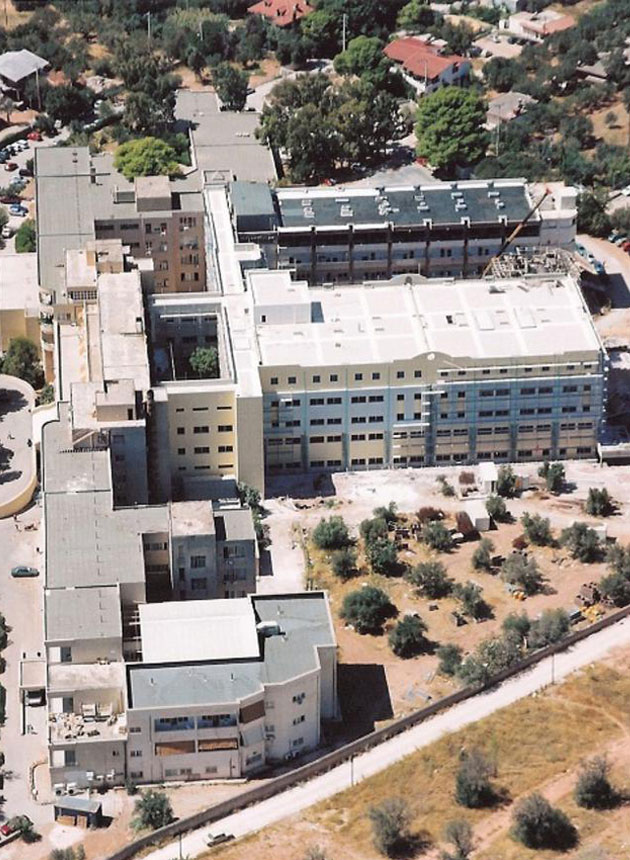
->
3 162 17 172
0 195 20 204
621 241 630 252
27 131 42 141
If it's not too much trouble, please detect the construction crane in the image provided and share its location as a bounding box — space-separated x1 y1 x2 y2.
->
482 187 551 277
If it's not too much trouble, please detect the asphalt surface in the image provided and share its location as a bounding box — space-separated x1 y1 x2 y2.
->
142 615 630 860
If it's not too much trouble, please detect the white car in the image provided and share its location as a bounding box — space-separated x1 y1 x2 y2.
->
621 185 630 197
1 225 11 239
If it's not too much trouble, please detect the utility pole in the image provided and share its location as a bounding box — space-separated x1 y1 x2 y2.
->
146 11 151 46
342 13 347 53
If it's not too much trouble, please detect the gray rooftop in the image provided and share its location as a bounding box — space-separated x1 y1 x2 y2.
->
230 181 276 218
45 585 122 642
127 593 335 709
215 507 256 543
43 404 168 589
0 49 48 84
35 148 95 293
275 180 533 229
177 90 276 184
35 147 203 293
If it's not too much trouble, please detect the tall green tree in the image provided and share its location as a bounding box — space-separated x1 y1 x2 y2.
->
416 87 489 174
114 137 181 180
132 789 174 831
0 337 44 388
212 62 249 111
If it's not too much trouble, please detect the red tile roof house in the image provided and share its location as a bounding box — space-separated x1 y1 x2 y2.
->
384 36 471 96
247 0 314 28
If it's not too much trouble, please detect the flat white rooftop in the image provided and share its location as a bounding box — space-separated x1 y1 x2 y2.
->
139 598 260 664
254 274 602 368
0 253 39 312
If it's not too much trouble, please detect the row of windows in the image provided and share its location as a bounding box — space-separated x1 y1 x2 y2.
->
269 370 423 387
440 363 592 378
475 384 591 398
177 425 233 435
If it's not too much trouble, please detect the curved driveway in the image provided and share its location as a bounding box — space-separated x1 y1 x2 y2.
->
141 616 630 860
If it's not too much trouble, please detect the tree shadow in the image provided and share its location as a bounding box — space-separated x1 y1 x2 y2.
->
0 469 22 485
0 391 27 419
392 830 433 859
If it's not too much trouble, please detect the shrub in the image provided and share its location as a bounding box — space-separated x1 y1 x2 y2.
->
312 516 352 551
538 461 565 494
330 547 358 580
528 608 570 650
373 502 398 524
417 506 443 524
459 471 475 486
360 516 388 547
125 778 138 795
606 543 630 578
496 465 517 498
437 643 463 676
442 818 473 860
459 634 521 686
502 611 531 644
485 494 509 522
501 553 544 595
454 581 490 620
599 570 630 606
575 756 617 809
406 560 453 598
585 487 614 517
366 538 400 576
340 586 397 634
560 522 601 562
132 789 174 831
388 614 429 658
511 793 577 850
15 219 36 253
368 797 412 857
521 513 553 546
0 336 44 388
437 475 455 497
422 521 454 552
471 538 494 572
455 748 495 808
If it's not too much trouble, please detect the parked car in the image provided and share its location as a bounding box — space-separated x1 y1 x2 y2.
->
18 168 32 178
27 131 42 141
1 225 12 239
622 185 630 197
206 833 234 847
11 565 39 578
9 204 28 216
621 240 630 252
575 243 587 257
4 162 17 171
0 195 21 204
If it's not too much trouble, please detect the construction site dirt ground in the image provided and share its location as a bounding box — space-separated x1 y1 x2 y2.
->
263 460 630 731
200 644 630 860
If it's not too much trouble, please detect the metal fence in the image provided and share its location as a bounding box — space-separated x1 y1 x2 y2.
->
103 602 630 860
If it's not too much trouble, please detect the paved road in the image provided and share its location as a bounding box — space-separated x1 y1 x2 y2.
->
140 615 630 860
0 500 48 830
245 60 332 111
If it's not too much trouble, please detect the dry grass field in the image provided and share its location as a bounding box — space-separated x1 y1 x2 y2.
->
201 648 630 860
